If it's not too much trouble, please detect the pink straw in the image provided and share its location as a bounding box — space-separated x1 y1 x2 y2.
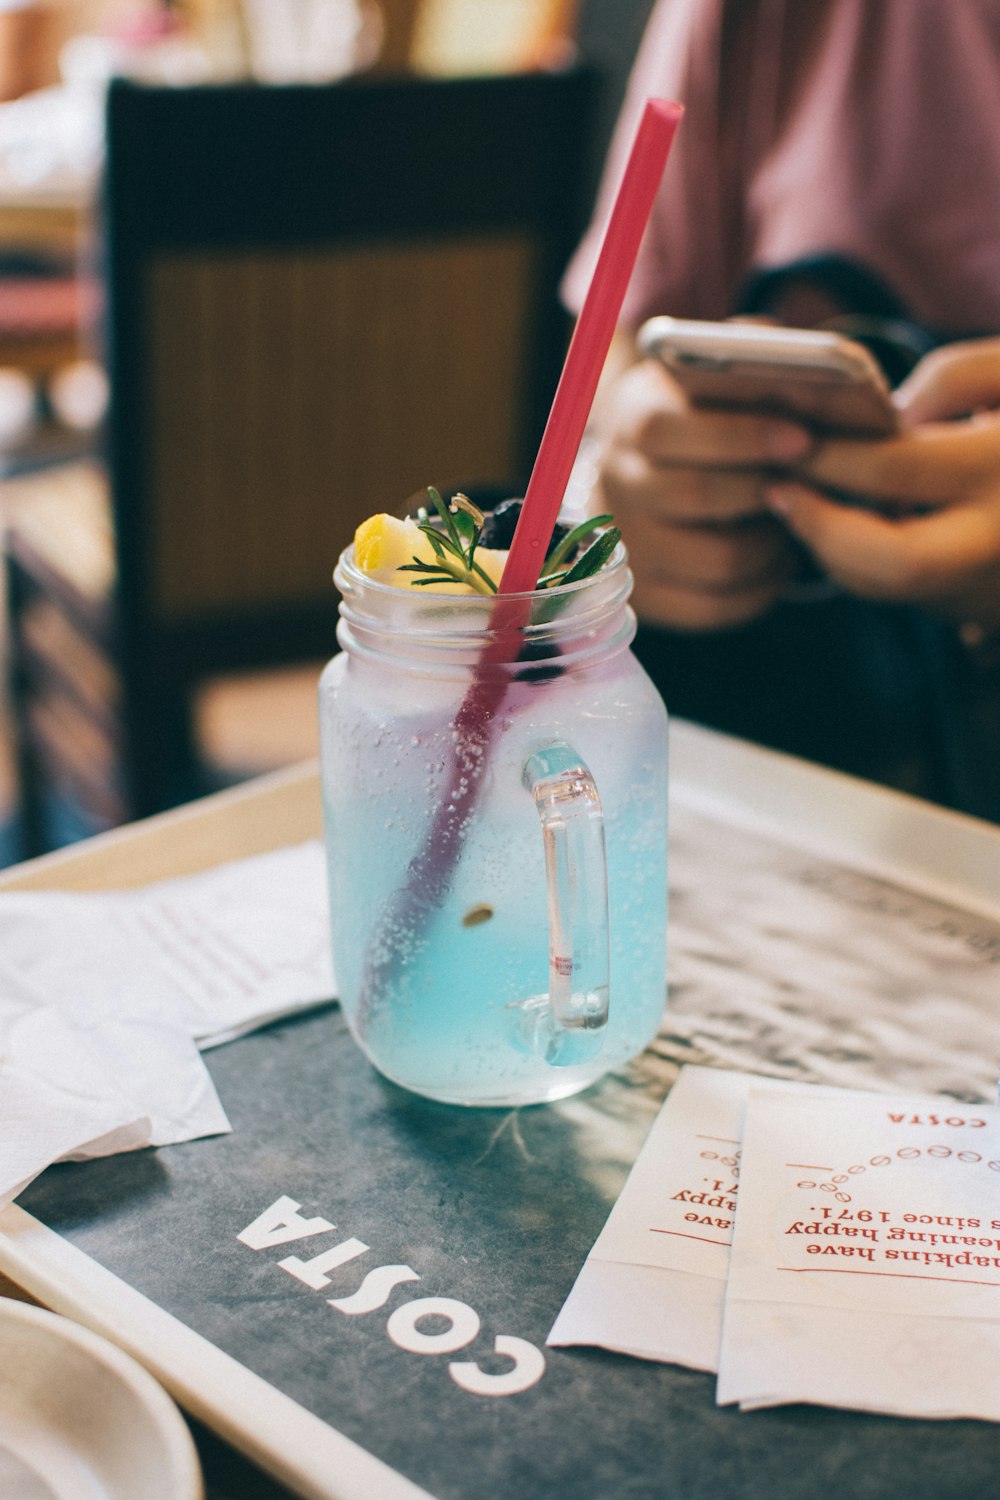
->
498 97 683 596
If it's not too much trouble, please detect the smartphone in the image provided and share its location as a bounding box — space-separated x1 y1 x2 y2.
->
638 316 899 436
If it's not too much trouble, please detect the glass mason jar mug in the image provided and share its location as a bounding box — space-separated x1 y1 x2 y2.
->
319 542 668 1106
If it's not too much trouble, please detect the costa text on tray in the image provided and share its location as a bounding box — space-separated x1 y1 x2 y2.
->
237 1195 546 1397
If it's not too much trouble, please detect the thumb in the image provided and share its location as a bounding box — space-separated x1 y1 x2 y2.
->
895 339 1000 426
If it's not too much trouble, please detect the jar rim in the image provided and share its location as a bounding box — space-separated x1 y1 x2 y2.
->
333 539 634 668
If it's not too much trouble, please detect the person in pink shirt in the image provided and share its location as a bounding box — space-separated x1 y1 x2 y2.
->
565 0 1000 819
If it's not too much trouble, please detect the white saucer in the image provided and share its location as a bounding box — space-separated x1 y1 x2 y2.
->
0 1299 202 1499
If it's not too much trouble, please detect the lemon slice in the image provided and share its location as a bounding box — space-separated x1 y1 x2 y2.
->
354 514 430 572
353 513 507 593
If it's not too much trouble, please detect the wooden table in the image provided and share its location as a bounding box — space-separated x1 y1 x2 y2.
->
0 757 323 895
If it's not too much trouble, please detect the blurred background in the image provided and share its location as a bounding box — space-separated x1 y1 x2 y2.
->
0 0 655 866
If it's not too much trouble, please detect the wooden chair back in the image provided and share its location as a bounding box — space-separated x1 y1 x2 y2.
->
100 69 598 816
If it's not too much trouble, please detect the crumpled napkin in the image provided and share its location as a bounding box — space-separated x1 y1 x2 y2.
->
0 841 336 1208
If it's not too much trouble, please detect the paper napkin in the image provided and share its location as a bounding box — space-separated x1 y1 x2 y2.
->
0 841 336 1208
548 1061 1000 1425
718 1088 1000 1421
548 1066 845 1368
548 1064 745 1369
0 842 336 1047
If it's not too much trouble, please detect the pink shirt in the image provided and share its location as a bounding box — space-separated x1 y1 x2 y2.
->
563 0 1000 334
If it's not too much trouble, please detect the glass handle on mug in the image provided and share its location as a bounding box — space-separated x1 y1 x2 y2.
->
522 742 610 1067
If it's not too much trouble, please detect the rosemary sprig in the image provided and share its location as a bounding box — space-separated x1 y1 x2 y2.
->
538 526 622 587
537 514 618 584
397 487 499 594
403 488 620 593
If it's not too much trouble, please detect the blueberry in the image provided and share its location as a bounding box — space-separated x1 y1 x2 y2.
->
478 498 523 549
479 498 570 557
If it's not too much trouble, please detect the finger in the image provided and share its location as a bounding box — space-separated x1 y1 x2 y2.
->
800 416 1000 506
632 522 796 630
625 517 797 634
598 454 770 524
633 574 790 631
634 517 794 591
895 338 1000 425
621 480 798 628
623 360 814 468
766 481 1000 605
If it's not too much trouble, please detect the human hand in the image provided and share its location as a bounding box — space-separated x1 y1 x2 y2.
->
765 339 1000 633
593 354 814 629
